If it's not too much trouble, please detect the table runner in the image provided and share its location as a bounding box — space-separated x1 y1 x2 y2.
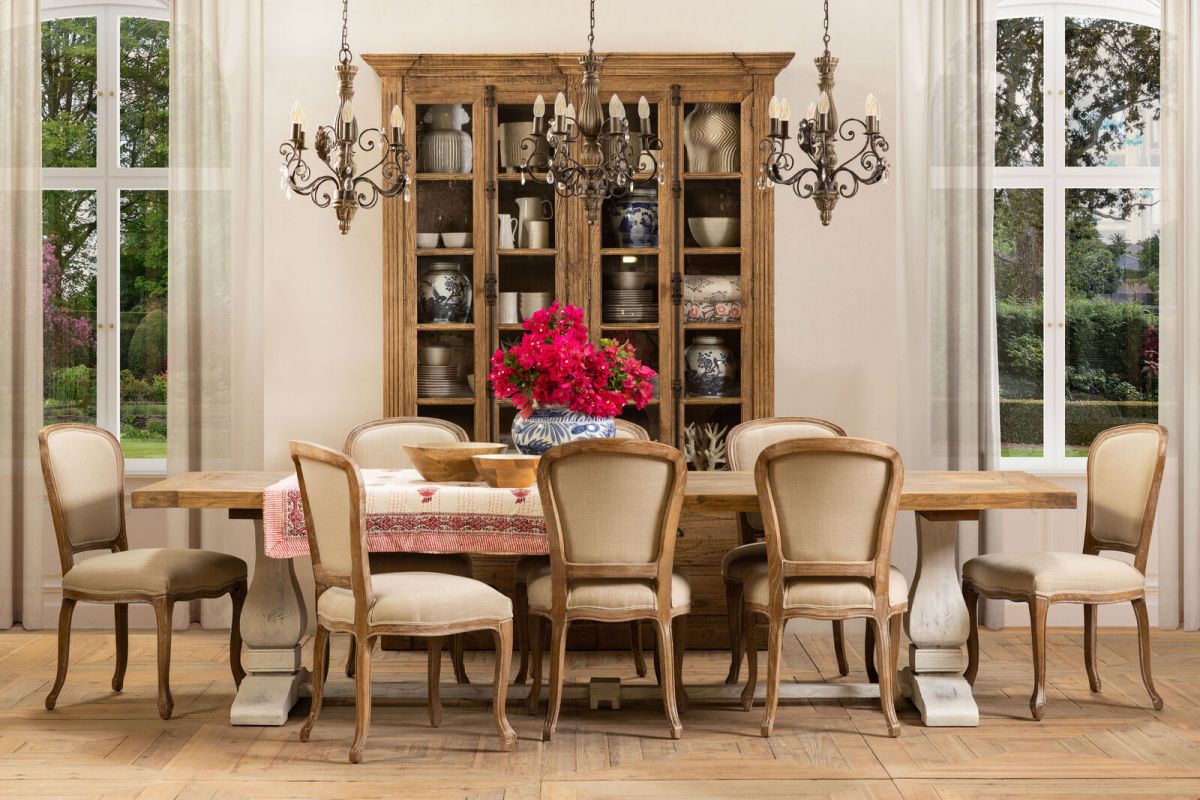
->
262 468 549 558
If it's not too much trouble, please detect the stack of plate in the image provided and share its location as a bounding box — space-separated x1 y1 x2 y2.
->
418 364 471 397
603 289 657 323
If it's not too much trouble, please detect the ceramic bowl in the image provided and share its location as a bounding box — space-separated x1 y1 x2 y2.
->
441 232 472 248
687 217 739 248
418 346 452 366
416 233 440 249
472 454 541 488
403 442 507 482
609 271 648 290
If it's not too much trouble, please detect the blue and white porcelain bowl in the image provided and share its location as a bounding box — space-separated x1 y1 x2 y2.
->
511 407 616 455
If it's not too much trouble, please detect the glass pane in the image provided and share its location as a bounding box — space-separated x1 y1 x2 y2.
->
994 188 1045 456
43 190 99 427
995 17 1044 167
119 16 170 168
41 17 98 169
119 190 169 459
1065 189 1159 457
1066 18 1161 167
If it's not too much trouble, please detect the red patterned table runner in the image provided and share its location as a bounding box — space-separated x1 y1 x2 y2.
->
262 469 548 558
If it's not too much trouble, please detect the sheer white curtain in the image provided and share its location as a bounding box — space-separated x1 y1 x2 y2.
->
168 0 263 627
0 0 44 630
1159 0 1200 631
897 0 1001 623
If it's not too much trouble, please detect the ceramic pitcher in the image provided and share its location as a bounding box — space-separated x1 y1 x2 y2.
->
514 197 553 248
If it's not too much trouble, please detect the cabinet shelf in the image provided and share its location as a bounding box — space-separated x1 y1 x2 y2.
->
416 323 475 331
498 248 555 257
416 172 475 181
683 322 742 330
683 171 742 180
683 247 741 256
683 396 743 405
601 247 659 256
601 322 662 331
417 248 473 257
417 397 475 405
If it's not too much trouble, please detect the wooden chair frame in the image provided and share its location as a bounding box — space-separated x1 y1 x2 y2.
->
723 417 853 684
291 441 515 763
963 423 1168 720
741 437 906 737
341 417 472 684
40 424 246 720
525 439 690 741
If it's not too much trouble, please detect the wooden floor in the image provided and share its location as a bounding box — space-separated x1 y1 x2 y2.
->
2 627 1199 799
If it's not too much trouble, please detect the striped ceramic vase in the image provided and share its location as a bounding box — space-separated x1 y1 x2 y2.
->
683 103 740 173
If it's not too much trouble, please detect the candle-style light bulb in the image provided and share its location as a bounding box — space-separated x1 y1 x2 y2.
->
780 98 791 122
533 94 546 119
389 104 404 134
805 102 817 121
609 94 626 120
554 92 567 117
565 102 576 121
817 91 830 115
638 96 650 120
291 101 305 128
342 102 355 124
768 95 780 120
865 93 880 118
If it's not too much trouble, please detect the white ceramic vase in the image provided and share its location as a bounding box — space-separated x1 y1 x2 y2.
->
419 104 472 173
683 103 740 172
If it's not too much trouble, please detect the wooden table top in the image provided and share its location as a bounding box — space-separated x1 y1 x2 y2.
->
131 469 1076 517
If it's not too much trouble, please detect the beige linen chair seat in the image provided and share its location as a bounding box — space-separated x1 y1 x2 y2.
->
722 542 765 580
963 552 1144 598
741 562 908 611
528 573 691 614
63 549 246 598
319 572 512 627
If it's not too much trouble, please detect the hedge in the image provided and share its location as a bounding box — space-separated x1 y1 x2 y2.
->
1000 399 1159 447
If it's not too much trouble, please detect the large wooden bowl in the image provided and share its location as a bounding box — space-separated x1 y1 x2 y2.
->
472 454 541 489
402 442 507 482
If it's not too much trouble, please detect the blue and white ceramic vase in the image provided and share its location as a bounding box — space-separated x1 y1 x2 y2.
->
607 189 659 247
418 263 472 323
511 406 616 455
684 335 737 397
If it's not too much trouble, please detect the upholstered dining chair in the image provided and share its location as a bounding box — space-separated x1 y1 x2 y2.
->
525 439 690 741
740 437 906 738
40 424 247 720
721 417 850 684
342 417 473 683
963 423 1168 721
513 419 653 684
291 441 515 763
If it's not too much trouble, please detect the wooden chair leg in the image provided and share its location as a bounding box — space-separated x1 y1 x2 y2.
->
630 621 647 678
541 619 569 741
350 634 374 764
740 610 758 711
832 620 849 677
652 629 662 686
525 614 544 715
450 634 470 685
300 624 328 742
491 620 517 751
1083 602 1102 693
723 580 743 685
344 635 357 679
1132 597 1164 711
672 614 689 713
322 632 332 683
1029 596 1050 721
513 581 530 684
760 616 783 737
229 583 246 687
113 603 128 692
864 620 878 683
152 596 175 720
427 636 444 728
874 614 900 737
889 612 904 712
45 598 76 710
964 581 981 686
653 615 683 740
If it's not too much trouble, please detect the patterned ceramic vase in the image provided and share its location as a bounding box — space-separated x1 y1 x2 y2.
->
683 103 740 172
607 189 659 247
684 335 737 397
418 263 472 323
418 104 472 173
511 407 616 455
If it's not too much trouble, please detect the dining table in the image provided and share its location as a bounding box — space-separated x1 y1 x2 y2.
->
132 468 1075 728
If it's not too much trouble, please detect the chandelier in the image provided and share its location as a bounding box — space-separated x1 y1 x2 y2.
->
519 0 664 224
279 0 411 235
757 0 890 226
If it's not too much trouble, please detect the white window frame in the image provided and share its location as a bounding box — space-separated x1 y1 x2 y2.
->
41 0 170 474
996 0 1161 473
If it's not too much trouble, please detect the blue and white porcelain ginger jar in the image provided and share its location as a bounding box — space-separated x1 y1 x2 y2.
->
607 189 659 247
511 407 616 455
684 335 737 397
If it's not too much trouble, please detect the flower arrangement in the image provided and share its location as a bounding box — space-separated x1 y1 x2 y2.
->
488 302 657 418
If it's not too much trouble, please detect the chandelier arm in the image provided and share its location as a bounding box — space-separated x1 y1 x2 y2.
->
292 174 339 208
789 168 821 199
352 176 384 209
279 142 312 184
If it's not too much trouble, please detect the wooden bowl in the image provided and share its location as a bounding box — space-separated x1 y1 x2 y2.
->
472 454 541 488
402 442 507 482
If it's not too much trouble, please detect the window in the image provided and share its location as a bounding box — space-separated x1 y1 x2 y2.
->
995 1 1160 469
41 1 169 469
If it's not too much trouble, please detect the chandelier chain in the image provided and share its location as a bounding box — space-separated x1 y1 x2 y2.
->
587 0 596 55
338 0 352 66
822 0 831 53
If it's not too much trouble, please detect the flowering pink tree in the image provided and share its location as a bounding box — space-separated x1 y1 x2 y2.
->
488 303 657 418
43 239 95 367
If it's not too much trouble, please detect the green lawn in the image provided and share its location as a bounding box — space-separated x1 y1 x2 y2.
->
121 439 166 459
1001 443 1089 459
